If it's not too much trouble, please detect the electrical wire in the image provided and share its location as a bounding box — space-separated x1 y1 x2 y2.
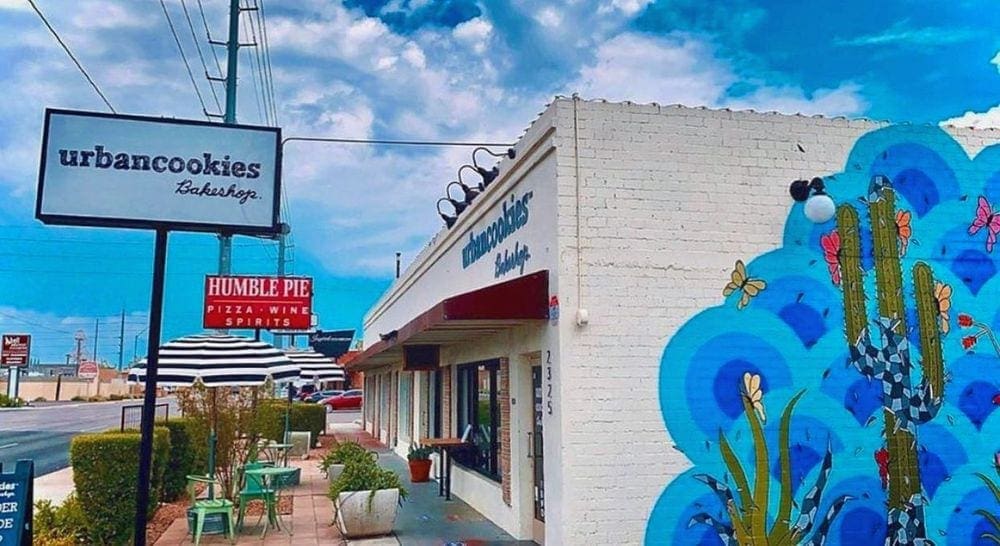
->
160 0 211 120
257 0 278 125
243 3 269 124
25 0 116 113
179 0 222 112
195 0 224 77
239 8 266 125
282 136 515 148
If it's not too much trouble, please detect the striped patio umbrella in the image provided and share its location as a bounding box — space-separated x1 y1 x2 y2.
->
284 349 346 383
127 334 299 386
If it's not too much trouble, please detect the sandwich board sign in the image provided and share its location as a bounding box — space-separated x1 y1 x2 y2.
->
0 460 33 546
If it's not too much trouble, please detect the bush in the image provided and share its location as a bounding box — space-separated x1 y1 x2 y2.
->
256 400 326 446
70 427 170 544
33 396 47 402
70 395 86 402
162 419 199 501
0 394 24 407
329 460 407 511
319 441 376 475
109 393 124 401
34 495 87 544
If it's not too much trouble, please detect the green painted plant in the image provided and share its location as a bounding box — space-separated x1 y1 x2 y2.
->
691 373 850 545
835 181 947 541
975 455 1000 544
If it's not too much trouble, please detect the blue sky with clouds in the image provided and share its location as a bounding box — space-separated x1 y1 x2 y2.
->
0 0 998 363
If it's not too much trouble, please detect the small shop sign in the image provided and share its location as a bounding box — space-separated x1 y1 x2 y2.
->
77 360 99 379
0 335 30 367
0 460 33 545
203 275 313 329
35 109 281 235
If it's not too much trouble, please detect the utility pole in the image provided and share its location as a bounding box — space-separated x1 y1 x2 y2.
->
118 309 125 371
93 318 99 364
74 329 85 367
216 0 242 279
273 223 290 349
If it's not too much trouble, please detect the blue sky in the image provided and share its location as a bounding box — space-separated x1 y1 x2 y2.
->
0 0 998 364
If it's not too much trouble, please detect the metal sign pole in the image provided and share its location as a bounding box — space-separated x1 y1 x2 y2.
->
133 228 168 546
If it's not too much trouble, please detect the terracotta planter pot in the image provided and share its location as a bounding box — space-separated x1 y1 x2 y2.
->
335 488 400 538
408 459 432 483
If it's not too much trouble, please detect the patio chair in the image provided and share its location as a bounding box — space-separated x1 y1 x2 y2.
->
236 462 277 531
186 474 235 546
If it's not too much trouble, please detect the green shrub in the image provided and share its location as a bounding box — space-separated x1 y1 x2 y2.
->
319 441 376 474
329 460 407 512
407 443 433 461
70 427 170 544
33 396 47 402
0 394 23 407
162 419 198 501
255 401 326 446
108 394 124 401
34 494 87 543
70 395 86 402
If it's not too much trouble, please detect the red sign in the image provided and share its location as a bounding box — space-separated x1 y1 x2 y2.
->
204 275 313 329
0 334 30 367
77 360 99 379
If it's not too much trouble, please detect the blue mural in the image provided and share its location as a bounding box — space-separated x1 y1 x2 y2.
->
646 125 1000 545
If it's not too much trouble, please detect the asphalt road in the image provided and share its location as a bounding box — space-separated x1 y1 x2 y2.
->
0 398 178 476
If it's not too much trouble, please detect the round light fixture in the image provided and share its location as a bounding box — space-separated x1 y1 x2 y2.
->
790 177 836 224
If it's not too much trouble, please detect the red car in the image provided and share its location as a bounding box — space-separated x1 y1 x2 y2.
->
323 389 363 411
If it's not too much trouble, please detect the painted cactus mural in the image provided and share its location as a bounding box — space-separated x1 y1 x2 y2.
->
836 183 945 542
647 125 1000 546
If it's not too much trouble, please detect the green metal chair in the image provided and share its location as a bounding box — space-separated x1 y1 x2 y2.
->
236 462 277 532
186 474 235 546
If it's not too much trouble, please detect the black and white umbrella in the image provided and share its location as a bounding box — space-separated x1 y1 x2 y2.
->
128 334 298 386
284 349 346 383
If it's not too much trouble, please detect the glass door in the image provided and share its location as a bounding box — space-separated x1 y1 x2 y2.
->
532 365 545 536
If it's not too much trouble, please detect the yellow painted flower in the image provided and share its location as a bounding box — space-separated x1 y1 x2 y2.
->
934 282 952 334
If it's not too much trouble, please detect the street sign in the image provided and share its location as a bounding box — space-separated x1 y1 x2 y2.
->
78 360 99 379
0 335 30 367
0 460 33 546
36 109 282 236
203 275 313 329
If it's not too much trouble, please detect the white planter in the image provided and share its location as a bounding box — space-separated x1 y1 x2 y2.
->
326 464 345 488
335 488 400 538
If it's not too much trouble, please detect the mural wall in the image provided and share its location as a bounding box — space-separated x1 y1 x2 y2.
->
647 125 1000 545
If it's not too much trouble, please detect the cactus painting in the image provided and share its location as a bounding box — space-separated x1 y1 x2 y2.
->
647 124 1000 545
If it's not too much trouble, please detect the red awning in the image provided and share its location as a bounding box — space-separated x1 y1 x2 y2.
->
345 270 549 370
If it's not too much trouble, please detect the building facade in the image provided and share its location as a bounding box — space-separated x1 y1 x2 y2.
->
347 98 1000 545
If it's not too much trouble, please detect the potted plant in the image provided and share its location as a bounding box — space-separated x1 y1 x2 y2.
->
330 460 407 538
407 444 433 483
319 441 374 487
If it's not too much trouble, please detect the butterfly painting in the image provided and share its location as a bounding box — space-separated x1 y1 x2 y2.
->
969 196 1000 253
821 231 841 285
723 260 766 309
934 282 952 335
742 372 766 423
895 210 912 256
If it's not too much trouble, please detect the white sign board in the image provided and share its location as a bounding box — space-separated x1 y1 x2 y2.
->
36 109 281 235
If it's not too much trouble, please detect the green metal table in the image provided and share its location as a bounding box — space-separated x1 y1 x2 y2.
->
242 466 298 538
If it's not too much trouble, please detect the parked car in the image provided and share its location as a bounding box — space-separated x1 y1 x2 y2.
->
296 384 317 401
308 390 343 403
324 390 363 411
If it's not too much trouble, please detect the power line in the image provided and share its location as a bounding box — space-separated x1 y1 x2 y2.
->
282 136 516 148
245 1 275 126
195 0 224 76
257 0 278 125
179 0 222 112
160 0 211 120
26 0 116 113
0 310 73 334
240 9 266 125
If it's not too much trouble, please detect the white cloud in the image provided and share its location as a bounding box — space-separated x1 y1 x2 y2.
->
535 7 562 28
599 0 654 16
942 105 1000 129
0 0 29 11
568 32 865 117
993 51 1000 72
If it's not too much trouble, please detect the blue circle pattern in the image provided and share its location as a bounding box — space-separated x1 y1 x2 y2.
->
646 126 1000 544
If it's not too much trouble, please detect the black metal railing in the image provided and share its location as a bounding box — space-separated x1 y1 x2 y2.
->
120 403 169 432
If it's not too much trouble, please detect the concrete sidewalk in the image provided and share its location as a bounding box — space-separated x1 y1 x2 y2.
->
34 466 75 505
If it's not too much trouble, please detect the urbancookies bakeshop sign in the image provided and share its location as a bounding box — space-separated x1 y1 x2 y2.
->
35 109 281 235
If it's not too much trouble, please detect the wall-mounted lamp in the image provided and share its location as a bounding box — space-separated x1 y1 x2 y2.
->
472 147 516 189
454 166 482 200
789 177 836 223
437 197 458 228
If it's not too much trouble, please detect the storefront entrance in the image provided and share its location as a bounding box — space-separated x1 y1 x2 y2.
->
531 364 545 544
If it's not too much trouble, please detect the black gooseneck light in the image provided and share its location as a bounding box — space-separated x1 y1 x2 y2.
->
436 198 458 228
471 146 516 189
437 147 518 228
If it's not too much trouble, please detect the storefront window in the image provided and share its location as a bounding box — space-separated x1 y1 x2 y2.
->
399 372 412 442
456 360 499 481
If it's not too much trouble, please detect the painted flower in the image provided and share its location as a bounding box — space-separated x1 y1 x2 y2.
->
934 282 952 334
820 230 841 286
995 452 1000 472
963 336 979 350
875 448 890 490
742 372 766 423
959 313 975 328
992 394 1000 406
